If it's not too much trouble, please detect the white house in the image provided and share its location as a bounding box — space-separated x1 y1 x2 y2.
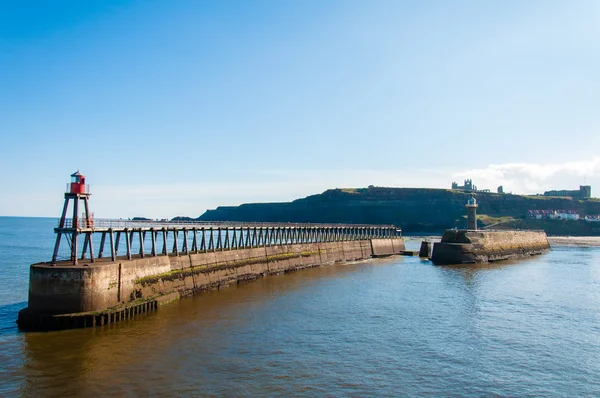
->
556 210 579 220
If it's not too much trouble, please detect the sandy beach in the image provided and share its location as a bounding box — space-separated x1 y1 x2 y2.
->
408 236 600 247
548 236 600 247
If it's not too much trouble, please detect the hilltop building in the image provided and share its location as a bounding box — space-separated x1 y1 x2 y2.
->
497 186 504 194
543 185 591 199
451 179 490 193
452 179 476 191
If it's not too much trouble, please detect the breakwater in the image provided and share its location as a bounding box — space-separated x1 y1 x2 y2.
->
18 236 405 330
431 230 550 265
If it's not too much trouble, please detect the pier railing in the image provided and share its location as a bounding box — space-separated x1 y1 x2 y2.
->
52 221 401 265
60 218 397 229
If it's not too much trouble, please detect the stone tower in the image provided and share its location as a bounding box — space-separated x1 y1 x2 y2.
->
580 185 592 198
466 196 478 230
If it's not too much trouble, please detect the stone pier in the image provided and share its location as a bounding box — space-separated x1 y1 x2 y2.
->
18 238 404 331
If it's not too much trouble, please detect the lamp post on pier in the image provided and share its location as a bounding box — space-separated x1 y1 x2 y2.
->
466 196 478 230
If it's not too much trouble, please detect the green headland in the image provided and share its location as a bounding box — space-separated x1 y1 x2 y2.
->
193 187 600 236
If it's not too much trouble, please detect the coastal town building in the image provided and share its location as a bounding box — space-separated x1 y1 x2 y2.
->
543 185 591 199
527 210 580 220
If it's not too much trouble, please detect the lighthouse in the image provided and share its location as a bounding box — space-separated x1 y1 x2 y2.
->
466 196 478 230
51 171 95 265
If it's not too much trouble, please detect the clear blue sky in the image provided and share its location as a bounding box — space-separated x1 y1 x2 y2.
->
2 0 600 218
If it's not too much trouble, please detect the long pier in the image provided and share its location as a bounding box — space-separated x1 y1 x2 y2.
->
19 172 406 331
52 219 400 265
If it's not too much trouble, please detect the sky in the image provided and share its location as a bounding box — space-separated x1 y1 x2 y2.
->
1 0 599 218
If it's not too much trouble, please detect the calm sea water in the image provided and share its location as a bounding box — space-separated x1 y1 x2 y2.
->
1 217 600 396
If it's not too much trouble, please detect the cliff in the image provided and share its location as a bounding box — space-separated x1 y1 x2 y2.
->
198 187 600 233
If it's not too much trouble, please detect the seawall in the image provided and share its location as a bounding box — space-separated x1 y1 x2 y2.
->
18 238 404 330
431 230 550 265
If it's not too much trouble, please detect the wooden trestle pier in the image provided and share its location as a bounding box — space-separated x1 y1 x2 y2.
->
52 219 401 265
50 172 401 265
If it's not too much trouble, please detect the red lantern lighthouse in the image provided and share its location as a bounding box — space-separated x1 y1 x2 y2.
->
52 171 94 265
70 170 87 194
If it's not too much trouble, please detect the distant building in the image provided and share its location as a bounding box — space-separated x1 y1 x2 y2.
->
452 179 477 192
543 185 591 199
527 210 555 219
497 186 504 194
557 210 580 220
527 209 580 220
451 179 491 193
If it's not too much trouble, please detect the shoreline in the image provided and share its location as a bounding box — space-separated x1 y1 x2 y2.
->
405 235 600 247
547 236 600 247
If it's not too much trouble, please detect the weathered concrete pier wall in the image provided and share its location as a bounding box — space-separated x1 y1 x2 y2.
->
431 230 550 265
18 238 403 330
371 238 405 257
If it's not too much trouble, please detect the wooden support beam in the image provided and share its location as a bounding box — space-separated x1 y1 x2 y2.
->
151 228 157 256
173 230 179 256
182 229 188 254
216 228 222 251
109 229 116 261
192 228 198 253
98 232 106 258
115 231 121 255
51 232 62 265
139 230 145 258
72 231 79 265
223 228 229 250
125 228 132 260
88 232 95 263
231 228 237 249
162 228 168 255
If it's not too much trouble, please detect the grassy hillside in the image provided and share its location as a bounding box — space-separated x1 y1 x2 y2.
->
198 187 600 234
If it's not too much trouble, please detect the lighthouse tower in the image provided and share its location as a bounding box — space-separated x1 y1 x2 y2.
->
466 196 478 230
51 171 95 265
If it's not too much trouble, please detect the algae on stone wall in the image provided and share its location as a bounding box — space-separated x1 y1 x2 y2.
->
135 250 324 286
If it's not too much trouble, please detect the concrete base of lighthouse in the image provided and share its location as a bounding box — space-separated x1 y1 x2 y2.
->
431 229 550 265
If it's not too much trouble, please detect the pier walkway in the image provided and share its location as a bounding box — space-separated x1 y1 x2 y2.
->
53 219 401 265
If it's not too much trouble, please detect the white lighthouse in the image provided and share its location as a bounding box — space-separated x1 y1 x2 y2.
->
466 196 478 230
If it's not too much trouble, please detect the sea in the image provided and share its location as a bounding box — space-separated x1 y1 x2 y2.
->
1 216 600 396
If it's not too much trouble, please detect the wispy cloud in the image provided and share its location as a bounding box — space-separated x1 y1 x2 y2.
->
452 157 600 194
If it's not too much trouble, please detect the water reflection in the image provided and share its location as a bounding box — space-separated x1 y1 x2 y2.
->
0 302 26 336
20 259 386 396
11 249 600 396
